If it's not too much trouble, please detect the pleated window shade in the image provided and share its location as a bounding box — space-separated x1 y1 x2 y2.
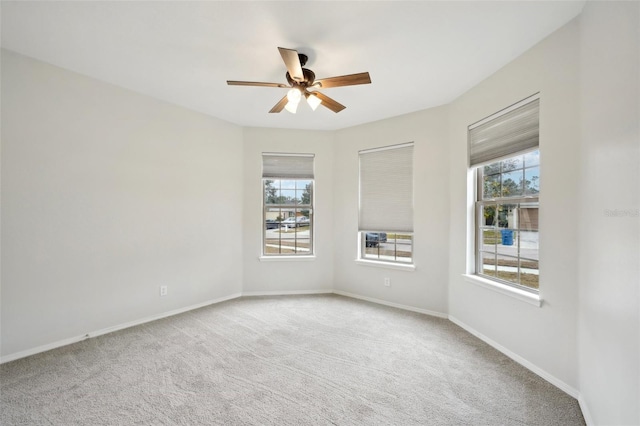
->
359 143 414 233
468 95 539 167
262 153 314 179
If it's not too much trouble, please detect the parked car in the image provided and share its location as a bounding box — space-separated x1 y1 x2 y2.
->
265 219 280 229
281 216 310 228
365 232 387 247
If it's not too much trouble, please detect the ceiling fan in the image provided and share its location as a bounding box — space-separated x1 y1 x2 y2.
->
227 47 371 114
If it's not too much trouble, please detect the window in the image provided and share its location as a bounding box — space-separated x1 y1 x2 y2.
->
262 154 314 256
358 143 414 264
469 94 540 292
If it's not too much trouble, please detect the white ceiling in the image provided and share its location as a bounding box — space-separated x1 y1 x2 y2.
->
1 1 584 131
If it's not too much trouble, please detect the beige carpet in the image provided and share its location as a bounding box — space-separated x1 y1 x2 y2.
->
1 294 585 425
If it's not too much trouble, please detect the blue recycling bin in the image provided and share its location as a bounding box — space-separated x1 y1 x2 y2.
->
501 229 514 246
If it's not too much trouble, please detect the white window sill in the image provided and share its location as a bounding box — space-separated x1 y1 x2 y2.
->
462 274 542 307
259 255 316 262
355 259 416 271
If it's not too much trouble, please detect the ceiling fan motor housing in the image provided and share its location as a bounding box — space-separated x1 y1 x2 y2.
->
286 68 316 88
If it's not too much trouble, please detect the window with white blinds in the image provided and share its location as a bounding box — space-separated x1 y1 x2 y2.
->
261 153 315 257
468 94 540 167
469 94 541 293
359 143 414 233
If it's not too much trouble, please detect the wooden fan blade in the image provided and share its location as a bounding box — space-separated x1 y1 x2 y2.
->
278 47 304 81
269 95 288 113
227 81 289 88
315 72 371 89
312 91 346 113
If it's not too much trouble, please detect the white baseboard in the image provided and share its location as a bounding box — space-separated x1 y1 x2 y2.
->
448 315 580 399
578 394 594 426
0 293 242 364
333 290 448 319
241 289 333 297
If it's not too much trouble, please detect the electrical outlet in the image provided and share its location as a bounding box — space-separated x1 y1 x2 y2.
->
384 277 391 287
159 285 168 297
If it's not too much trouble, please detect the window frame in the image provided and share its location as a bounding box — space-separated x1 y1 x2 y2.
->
474 150 539 293
262 178 314 257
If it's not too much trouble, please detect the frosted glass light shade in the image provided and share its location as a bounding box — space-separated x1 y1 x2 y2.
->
285 89 302 114
306 93 322 111
284 100 298 114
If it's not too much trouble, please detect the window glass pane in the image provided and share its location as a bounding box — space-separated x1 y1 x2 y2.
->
524 150 540 167
296 238 311 254
524 167 540 195
497 230 518 256
483 174 501 199
281 180 296 189
264 180 279 204
518 207 538 231
495 254 520 284
520 230 539 261
483 162 501 176
265 207 282 232
279 189 295 204
394 234 412 262
520 259 539 290
363 234 380 259
480 252 497 277
361 232 412 264
480 228 499 250
297 179 312 190
482 204 498 227
496 204 517 228
501 171 523 197
501 155 523 172
297 189 310 205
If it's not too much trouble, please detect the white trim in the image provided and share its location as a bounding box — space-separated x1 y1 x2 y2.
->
355 259 416 271
463 274 542 307
242 289 332 297
449 315 579 399
358 141 414 155
0 293 242 364
333 290 447 319
578 394 594 426
259 255 316 262
262 152 314 158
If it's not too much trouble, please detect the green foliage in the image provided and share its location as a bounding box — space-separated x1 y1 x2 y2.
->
301 183 311 205
264 180 277 204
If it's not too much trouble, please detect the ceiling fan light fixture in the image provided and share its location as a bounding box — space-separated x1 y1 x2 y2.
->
306 93 322 111
284 100 299 114
287 88 302 104
285 88 302 114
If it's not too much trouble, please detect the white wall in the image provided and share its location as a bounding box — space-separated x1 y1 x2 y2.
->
1 50 244 358
447 18 581 394
242 127 334 294
332 107 450 315
578 2 640 425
